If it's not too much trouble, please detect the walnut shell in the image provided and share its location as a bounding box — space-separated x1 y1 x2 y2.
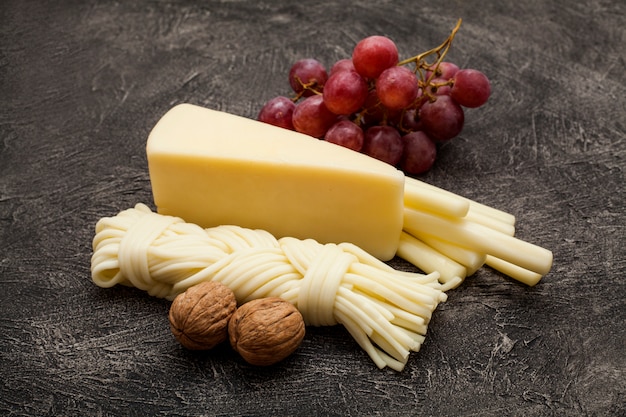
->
169 281 237 350
228 297 305 366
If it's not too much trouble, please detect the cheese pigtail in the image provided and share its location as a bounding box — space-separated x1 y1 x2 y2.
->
90 204 448 371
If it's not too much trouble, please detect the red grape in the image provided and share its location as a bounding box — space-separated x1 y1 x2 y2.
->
375 66 419 110
322 70 369 115
450 69 491 108
362 125 404 166
400 108 423 132
258 96 296 130
425 61 459 81
419 95 464 141
362 89 382 114
324 119 364 151
329 58 356 76
352 35 399 79
360 89 408 128
400 131 437 174
292 95 337 138
289 58 328 97
359 90 385 127
426 77 452 96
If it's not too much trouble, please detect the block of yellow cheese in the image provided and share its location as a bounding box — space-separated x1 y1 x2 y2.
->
146 103 405 260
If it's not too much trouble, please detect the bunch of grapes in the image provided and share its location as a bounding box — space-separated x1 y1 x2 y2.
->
258 19 491 175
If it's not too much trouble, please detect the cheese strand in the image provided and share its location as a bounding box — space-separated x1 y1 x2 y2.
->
91 203 448 371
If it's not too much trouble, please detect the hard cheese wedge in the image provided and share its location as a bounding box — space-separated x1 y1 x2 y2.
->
146 103 405 260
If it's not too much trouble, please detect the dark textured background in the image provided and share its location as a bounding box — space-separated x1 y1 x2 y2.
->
1 1 624 416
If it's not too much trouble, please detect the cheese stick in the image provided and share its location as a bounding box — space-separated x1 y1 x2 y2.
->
404 176 517 226
397 231 466 287
403 208 553 276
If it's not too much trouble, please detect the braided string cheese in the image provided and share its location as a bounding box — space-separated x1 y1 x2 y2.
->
91 203 456 371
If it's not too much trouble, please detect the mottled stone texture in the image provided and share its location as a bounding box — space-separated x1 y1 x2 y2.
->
1 1 624 416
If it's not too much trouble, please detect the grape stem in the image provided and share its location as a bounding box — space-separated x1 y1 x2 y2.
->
397 18 463 86
292 75 323 101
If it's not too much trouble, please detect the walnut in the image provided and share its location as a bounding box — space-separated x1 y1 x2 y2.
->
168 281 237 350
228 297 305 366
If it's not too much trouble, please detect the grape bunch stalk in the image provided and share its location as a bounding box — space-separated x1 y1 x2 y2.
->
258 19 491 175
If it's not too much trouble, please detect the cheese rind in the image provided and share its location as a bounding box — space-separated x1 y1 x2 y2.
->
146 103 405 260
